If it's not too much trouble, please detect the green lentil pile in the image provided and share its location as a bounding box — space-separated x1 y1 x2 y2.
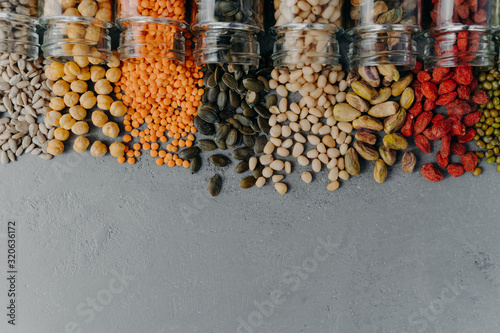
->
476 69 500 173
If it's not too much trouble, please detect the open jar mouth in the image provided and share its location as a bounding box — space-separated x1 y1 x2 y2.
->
348 27 418 69
272 24 341 70
118 17 187 63
193 28 260 66
41 18 112 63
0 12 39 60
424 25 496 69
39 15 114 29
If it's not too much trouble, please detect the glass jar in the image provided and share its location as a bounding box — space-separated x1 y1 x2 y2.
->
192 0 264 67
116 0 188 62
424 0 499 68
0 0 39 60
272 0 344 70
39 0 114 63
347 0 421 69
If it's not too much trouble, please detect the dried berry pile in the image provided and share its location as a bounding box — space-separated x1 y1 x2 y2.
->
407 62 487 181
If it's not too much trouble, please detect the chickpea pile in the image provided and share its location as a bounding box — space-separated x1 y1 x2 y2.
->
45 51 128 158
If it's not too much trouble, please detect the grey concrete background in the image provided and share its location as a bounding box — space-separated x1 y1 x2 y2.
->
1 4 500 333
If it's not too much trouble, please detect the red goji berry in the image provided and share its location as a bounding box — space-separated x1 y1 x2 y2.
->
414 111 433 134
415 134 432 153
422 81 438 100
432 67 450 82
457 31 468 52
457 127 476 143
438 79 457 95
432 114 445 124
461 152 479 172
412 61 423 74
457 3 470 19
448 100 472 116
436 151 449 169
417 71 432 82
432 119 453 139
473 9 488 22
463 112 481 127
469 77 478 91
436 91 457 105
457 85 471 100
451 142 467 155
447 164 465 177
408 102 423 117
447 99 461 110
441 134 451 158
440 72 454 83
421 164 444 182
424 99 436 111
401 113 414 137
469 0 478 12
449 116 466 136
472 89 489 104
423 127 438 141
453 66 473 85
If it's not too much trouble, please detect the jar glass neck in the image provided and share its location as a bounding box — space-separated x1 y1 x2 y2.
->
424 27 495 69
272 24 341 70
118 18 187 63
193 28 260 67
348 28 418 69
0 12 39 61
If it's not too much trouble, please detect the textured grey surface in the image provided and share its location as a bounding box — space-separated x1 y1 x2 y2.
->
0 144 500 333
2 9 500 333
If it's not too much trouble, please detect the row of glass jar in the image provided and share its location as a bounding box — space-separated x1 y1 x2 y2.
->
2 0 499 70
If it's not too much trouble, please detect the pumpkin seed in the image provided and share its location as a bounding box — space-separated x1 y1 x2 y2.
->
239 127 255 135
228 118 242 129
178 146 199 160
222 73 238 90
254 105 271 119
215 123 230 141
210 154 231 167
242 134 255 148
207 87 219 103
190 156 201 174
240 176 257 189
232 147 253 160
243 78 264 92
254 135 266 154
208 174 222 197
226 128 239 148
257 116 270 134
196 139 217 151
207 73 217 88
236 160 249 173
228 90 240 109
198 109 219 124
253 163 264 178
217 91 227 110
266 94 278 108
245 91 259 105
234 114 252 127
243 107 257 117
215 139 227 150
